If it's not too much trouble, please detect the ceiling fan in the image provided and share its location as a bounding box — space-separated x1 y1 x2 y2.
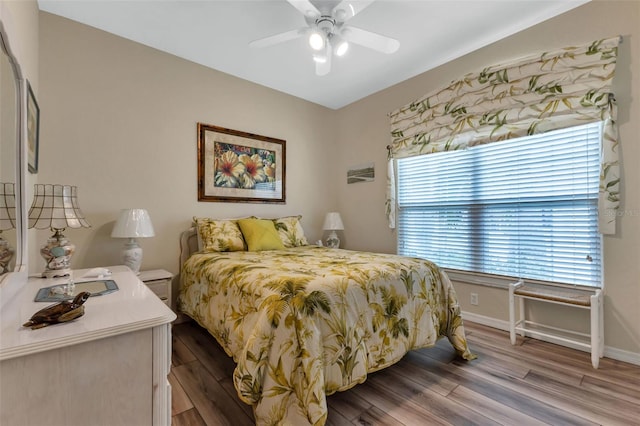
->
249 0 400 76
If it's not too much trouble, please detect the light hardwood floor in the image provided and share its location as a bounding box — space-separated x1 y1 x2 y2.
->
170 320 640 425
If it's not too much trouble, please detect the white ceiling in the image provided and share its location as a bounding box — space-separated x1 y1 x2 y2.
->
38 0 589 110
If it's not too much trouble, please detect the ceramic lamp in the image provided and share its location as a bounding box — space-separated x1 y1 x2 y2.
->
28 184 91 278
111 209 155 274
322 212 344 248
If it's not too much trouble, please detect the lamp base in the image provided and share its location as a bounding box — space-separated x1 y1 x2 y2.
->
0 236 15 274
41 267 72 279
121 238 143 274
40 229 75 278
325 231 340 249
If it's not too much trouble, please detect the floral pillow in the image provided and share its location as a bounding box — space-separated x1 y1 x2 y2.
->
193 217 246 252
272 215 309 248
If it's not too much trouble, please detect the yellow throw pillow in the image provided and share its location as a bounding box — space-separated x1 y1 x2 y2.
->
237 218 285 251
194 217 245 252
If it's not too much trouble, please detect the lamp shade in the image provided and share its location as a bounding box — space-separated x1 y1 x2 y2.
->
0 183 16 231
322 212 344 231
111 209 155 238
28 184 91 230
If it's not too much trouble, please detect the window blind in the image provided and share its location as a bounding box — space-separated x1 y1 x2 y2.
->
396 122 602 287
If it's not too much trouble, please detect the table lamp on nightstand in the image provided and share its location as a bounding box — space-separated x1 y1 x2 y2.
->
323 212 344 248
111 208 155 274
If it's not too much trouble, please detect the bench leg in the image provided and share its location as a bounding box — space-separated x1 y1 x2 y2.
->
590 292 602 369
509 281 526 344
518 297 525 337
509 284 516 345
598 292 605 358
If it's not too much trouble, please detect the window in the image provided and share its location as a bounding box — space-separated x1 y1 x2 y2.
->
396 122 602 287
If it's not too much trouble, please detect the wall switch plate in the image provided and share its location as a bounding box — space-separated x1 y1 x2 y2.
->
470 293 479 305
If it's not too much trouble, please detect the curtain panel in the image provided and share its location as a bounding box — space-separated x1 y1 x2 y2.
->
387 36 620 234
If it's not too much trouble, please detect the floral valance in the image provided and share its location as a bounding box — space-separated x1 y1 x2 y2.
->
387 36 620 234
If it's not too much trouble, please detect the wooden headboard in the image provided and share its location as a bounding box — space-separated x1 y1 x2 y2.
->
179 227 198 269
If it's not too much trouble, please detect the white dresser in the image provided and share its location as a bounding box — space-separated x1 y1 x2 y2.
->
0 265 176 426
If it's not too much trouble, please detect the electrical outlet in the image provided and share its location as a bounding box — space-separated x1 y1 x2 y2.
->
470 293 479 306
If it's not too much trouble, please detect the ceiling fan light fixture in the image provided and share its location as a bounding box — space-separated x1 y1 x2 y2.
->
309 31 325 50
251 0 400 77
335 40 349 57
313 53 328 63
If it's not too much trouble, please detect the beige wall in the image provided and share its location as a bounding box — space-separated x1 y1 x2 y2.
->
336 1 640 358
37 12 338 290
28 0 640 360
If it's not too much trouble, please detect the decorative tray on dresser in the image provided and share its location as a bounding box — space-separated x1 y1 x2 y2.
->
0 265 176 426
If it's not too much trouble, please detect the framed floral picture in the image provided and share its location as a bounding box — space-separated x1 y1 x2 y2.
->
26 80 40 174
197 123 286 203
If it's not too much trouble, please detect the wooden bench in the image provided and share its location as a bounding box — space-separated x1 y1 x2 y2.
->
509 280 603 368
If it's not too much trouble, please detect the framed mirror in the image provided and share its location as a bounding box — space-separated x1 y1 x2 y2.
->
0 8 27 286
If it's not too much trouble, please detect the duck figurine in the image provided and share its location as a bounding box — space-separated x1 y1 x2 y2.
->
23 291 91 330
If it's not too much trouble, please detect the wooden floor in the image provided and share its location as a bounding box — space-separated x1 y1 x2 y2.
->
170 320 640 426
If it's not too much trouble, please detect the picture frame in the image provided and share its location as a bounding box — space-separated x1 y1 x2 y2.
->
347 162 375 184
26 80 40 174
198 123 286 203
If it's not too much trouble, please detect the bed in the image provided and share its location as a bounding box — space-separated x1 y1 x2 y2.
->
178 217 475 426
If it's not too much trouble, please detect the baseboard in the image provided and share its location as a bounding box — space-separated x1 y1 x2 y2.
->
604 346 640 366
462 311 509 331
461 311 640 367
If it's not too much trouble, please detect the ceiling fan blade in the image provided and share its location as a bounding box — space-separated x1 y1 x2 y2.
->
341 26 399 54
315 46 332 76
249 28 306 48
287 0 321 19
332 0 375 22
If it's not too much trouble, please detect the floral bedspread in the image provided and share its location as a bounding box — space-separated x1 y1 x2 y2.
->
178 246 475 425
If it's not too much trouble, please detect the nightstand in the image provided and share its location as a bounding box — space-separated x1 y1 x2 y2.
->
139 269 173 307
